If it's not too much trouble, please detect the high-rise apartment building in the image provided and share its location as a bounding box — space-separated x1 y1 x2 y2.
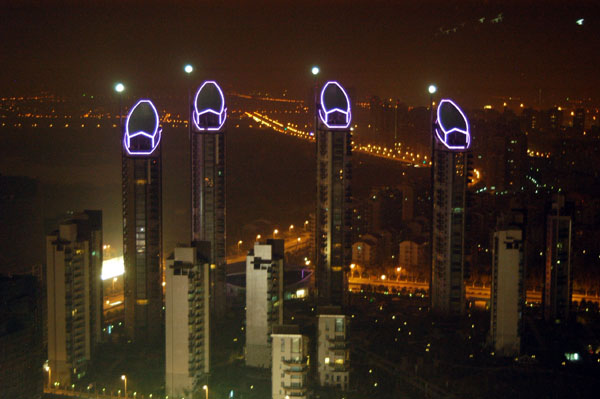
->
271 325 309 399
490 229 524 356
245 239 284 368
191 81 227 318
544 196 572 323
122 99 163 343
46 210 103 385
165 243 210 398
316 307 350 390
430 99 470 315
315 81 352 307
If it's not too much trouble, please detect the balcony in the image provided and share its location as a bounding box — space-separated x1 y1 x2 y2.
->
282 357 307 366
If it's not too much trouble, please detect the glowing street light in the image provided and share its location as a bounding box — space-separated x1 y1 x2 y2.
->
237 240 243 253
121 375 127 397
184 64 194 74
273 229 279 238
289 224 294 233
256 234 261 241
115 83 125 93
44 363 51 389
202 385 208 399
311 66 320 76
428 84 437 94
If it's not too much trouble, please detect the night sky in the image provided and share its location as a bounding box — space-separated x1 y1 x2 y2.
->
2 0 600 107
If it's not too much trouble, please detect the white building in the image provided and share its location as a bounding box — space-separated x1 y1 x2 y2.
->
165 244 210 398
490 229 524 356
246 240 284 368
47 211 103 386
317 307 349 390
271 325 309 399
398 240 426 270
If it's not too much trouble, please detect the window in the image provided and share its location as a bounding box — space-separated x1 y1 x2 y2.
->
335 318 344 333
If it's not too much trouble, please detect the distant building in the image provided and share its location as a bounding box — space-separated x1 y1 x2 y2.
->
352 237 378 268
46 210 103 385
544 197 572 323
369 185 414 230
0 274 43 399
315 81 352 307
245 240 284 368
490 229 524 356
271 325 309 399
165 244 210 398
398 240 427 270
317 307 350 391
122 99 163 344
572 108 585 133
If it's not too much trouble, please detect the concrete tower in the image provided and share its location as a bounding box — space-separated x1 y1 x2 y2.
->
191 81 227 318
47 211 103 385
430 99 470 315
245 239 284 368
315 81 352 307
122 99 163 343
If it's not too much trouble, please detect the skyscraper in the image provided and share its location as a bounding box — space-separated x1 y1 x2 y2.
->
430 99 470 315
46 210 102 385
544 195 572 323
165 243 210 398
191 81 227 318
122 99 163 343
490 229 524 356
245 239 284 368
315 81 352 307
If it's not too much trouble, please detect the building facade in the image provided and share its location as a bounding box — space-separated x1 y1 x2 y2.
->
245 240 284 368
271 325 309 399
317 308 350 391
315 81 352 307
165 244 210 398
122 99 163 343
46 210 102 385
490 229 524 356
544 211 572 323
191 81 227 318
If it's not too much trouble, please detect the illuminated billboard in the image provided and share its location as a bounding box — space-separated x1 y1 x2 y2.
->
435 99 470 150
319 81 351 129
192 81 227 131
123 99 162 156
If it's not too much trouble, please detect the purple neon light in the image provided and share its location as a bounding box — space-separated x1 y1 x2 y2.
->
192 81 227 131
123 99 162 156
318 81 351 129
434 99 470 150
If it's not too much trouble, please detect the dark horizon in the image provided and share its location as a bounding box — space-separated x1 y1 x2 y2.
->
2 0 600 108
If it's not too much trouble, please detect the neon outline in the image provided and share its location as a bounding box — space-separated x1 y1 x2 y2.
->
192 81 227 131
435 98 470 150
318 81 351 129
123 99 162 156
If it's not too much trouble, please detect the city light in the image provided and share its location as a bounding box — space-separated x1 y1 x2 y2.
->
319 81 351 129
184 64 194 74
115 83 125 93
101 256 124 280
123 99 162 156
428 84 437 94
192 81 227 131
435 98 470 150
311 66 320 75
